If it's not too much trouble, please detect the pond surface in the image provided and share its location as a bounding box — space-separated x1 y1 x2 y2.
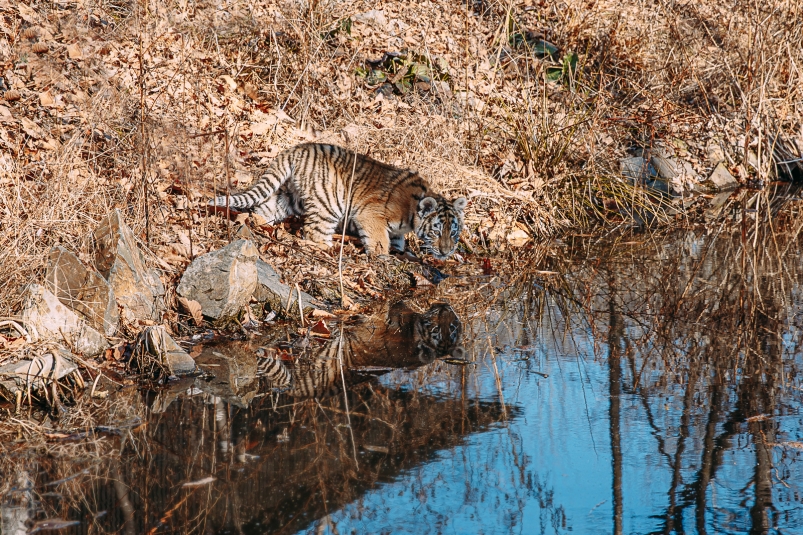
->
3 222 803 535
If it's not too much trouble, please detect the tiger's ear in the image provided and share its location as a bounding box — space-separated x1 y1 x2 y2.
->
452 197 467 212
418 197 438 216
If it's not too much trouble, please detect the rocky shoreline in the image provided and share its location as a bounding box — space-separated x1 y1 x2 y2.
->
0 209 339 411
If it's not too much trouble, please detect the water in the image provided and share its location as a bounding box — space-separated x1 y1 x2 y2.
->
2 226 803 534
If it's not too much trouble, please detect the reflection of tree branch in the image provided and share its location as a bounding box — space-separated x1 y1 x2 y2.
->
608 277 623 535
636 383 673 467
749 430 775 534
692 383 723 535
673 402 744 528
654 368 697 535
111 464 136 535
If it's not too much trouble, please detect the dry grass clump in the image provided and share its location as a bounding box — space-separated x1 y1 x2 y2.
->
0 0 801 320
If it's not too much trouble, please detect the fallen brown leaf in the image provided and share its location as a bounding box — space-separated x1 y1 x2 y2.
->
20 117 43 138
39 90 54 106
178 296 203 325
341 293 355 309
310 320 331 337
506 228 530 247
66 43 82 59
411 272 432 287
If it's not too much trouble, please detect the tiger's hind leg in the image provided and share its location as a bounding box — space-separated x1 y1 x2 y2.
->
252 194 288 224
302 211 340 249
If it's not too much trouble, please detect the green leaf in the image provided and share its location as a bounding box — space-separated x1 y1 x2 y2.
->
532 39 559 59
545 52 579 82
564 52 578 75
509 32 526 49
366 69 388 85
394 80 412 94
545 66 563 81
410 63 432 82
321 17 352 40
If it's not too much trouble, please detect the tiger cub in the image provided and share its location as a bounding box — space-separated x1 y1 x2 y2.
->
210 143 466 259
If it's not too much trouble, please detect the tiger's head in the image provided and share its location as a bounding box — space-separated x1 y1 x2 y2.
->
413 302 464 363
416 196 467 260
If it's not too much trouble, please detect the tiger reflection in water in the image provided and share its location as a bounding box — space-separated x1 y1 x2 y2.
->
257 300 464 399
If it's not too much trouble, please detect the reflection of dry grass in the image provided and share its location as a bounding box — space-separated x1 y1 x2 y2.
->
490 202 803 401
0 387 145 525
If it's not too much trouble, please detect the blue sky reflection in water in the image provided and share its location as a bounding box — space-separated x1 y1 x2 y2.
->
307 232 803 535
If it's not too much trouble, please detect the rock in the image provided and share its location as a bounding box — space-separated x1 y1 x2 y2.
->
235 223 254 240
0 347 80 405
44 246 119 336
706 142 726 165
92 210 165 324
650 156 697 195
134 326 197 377
708 162 739 191
20 284 108 356
644 178 671 195
254 259 321 313
176 239 258 319
651 156 681 180
620 156 656 182
353 9 388 28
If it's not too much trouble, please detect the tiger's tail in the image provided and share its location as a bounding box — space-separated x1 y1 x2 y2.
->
209 149 295 210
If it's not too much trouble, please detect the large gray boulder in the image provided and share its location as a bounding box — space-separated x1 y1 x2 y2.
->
20 284 108 357
254 259 321 313
44 246 119 336
176 239 258 319
92 210 165 324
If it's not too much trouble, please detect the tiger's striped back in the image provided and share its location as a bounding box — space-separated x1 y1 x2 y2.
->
210 143 466 259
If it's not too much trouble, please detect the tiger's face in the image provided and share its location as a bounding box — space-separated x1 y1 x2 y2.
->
414 302 464 363
416 196 467 260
